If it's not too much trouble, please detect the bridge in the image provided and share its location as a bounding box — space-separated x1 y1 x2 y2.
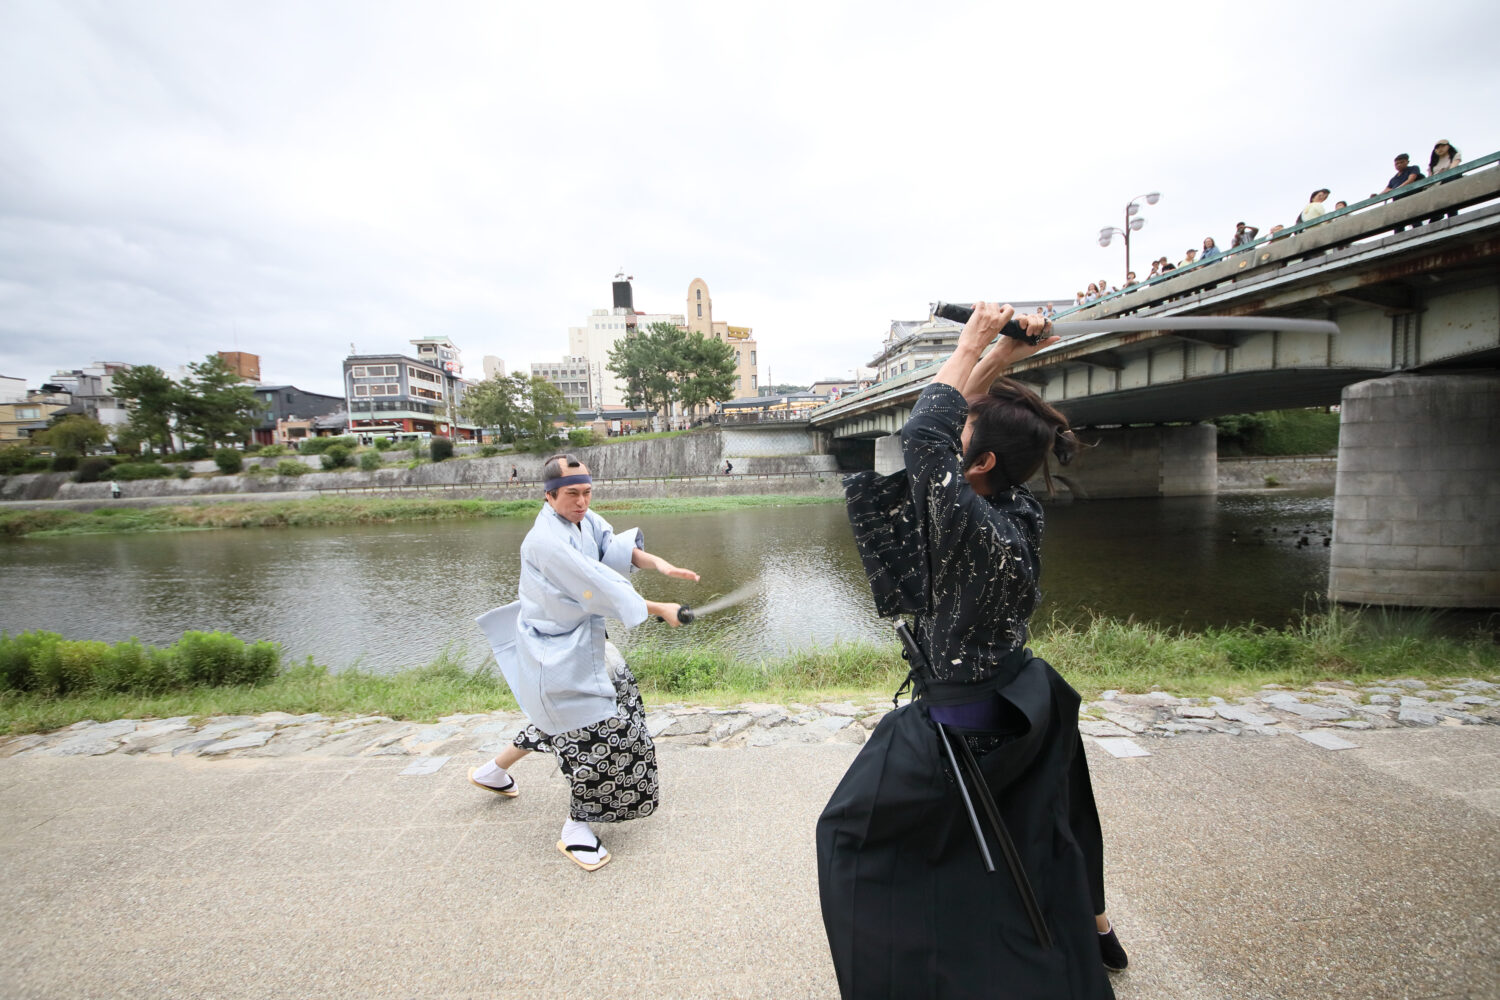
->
811 154 1500 609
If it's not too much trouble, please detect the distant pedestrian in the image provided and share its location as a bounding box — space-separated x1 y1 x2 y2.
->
723 459 733 475
1297 188 1331 225
1428 140 1461 175
1201 236 1222 259
1230 222 1259 250
109 480 121 499
1380 153 1423 195
509 464 518 483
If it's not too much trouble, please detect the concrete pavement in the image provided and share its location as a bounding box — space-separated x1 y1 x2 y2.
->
2 727 1498 999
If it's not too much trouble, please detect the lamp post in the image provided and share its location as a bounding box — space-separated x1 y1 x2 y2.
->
1099 191 1161 284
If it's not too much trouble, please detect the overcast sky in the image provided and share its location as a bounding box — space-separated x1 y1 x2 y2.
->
3 1 1497 398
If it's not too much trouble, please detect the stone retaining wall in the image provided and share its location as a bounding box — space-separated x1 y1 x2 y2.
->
1218 455 1337 489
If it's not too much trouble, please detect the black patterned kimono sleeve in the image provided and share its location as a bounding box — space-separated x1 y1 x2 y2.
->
900 383 977 544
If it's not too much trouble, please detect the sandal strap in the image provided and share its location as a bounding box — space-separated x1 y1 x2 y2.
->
562 840 604 855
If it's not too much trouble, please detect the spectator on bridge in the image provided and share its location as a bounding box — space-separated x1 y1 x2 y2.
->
1268 223 1288 239
1230 222 1259 250
1074 290 1086 307
1084 282 1099 302
1179 247 1199 268
1428 140 1462 175
1124 271 1138 287
1044 302 1057 318
1296 188 1331 225
1334 200 1348 210
1200 236 1222 259
1380 153 1423 196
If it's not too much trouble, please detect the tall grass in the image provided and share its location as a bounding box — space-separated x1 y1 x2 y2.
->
2 610 1495 736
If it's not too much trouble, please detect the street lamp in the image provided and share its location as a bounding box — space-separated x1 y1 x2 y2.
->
1098 191 1161 284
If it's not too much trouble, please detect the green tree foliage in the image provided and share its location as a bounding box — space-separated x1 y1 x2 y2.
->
461 373 571 445
429 437 454 462
74 457 114 483
298 435 356 455
1215 409 1340 456
607 322 736 418
110 364 178 455
174 355 267 449
35 415 109 457
358 450 382 472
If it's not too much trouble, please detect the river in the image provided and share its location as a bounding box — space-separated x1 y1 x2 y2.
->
0 491 1356 672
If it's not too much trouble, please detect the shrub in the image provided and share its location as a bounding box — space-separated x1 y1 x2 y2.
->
243 464 268 478
242 443 261 455
0 630 281 694
430 437 454 462
299 435 356 456
0 445 36 475
479 445 501 458
373 438 393 452
22 457 51 473
181 444 211 461
359 451 382 472
568 428 600 448
320 445 353 470
257 444 288 457
174 465 192 480
275 459 308 477
114 462 174 481
213 449 244 474
74 458 114 483
50 455 80 473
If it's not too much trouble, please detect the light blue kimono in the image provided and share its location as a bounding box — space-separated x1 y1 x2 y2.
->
476 505 647 735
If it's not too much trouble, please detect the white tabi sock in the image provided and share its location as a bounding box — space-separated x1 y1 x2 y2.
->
472 760 511 788
560 818 606 864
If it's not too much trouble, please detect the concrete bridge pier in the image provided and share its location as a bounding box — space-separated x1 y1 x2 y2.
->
1329 373 1500 608
1058 424 1218 499
873 434 904 476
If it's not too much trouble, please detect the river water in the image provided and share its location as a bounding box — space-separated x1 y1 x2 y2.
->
0 491 1351 672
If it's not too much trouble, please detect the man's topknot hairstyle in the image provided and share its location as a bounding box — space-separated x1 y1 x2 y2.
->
542 453 586 494
964 378 1080 496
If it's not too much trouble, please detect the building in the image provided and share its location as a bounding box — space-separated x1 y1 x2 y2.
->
566 277 684 409
719 390 825 421
342 337 479 441
685 278 759 399
0 376 25 404
808 374 875 401
870 301 1063 383
482 356 506 380
46 362 132 430
251 385 347 446
217 352 261 382
0 387 71 444
530 356 595 411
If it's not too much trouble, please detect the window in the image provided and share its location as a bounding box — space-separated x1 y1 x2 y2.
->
697 304 702 317
734 376 741 390
285 393 293 403
696 289 701 301
750 351 756 366
751 376 757 390
16 406 40 419
352 366 366 378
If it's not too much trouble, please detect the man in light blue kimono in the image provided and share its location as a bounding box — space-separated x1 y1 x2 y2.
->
473 453 698 871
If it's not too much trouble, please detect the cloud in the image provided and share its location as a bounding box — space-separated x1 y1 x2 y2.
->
2 0 1498 395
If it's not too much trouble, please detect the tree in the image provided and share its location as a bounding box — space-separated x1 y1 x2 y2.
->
35 414 109 457
174 355 267 449
461 373 522 442
515 374 573 444
607 322 737 419
462 373 573 445
111 364 178 454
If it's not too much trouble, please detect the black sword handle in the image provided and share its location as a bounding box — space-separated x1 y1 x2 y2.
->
932 302 1044 346
654 604 695 625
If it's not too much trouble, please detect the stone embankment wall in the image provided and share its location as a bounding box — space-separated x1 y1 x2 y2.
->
1218 456 1337 489
1 428 843 502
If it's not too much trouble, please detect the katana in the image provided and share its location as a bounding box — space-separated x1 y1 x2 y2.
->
932 302 1340 345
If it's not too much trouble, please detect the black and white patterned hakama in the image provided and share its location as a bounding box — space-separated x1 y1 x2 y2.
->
512 662 659 823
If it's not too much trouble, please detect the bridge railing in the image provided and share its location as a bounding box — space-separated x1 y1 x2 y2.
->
812 151 1500 425
1056 149 1500 321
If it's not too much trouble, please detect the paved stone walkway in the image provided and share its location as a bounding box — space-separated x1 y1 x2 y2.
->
3 677 1494 764
2 707 1498 998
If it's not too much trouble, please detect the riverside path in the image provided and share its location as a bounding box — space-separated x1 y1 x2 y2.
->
2 721 1497 999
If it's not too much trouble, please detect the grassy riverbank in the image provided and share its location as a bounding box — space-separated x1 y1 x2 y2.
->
3 609 1497 735
0 494 842 538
